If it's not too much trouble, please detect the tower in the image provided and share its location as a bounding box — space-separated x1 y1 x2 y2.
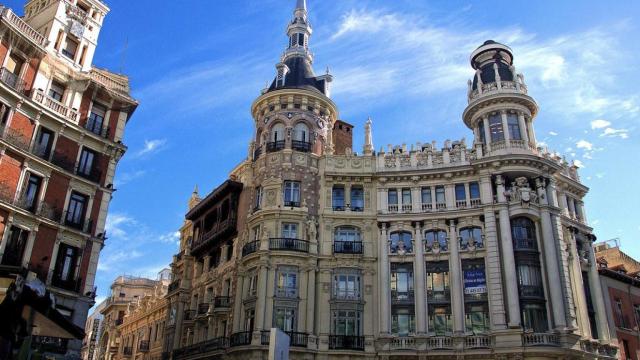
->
462 40 538 155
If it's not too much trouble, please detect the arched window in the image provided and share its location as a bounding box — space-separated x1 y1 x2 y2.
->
334 226 362 254
272 123 285 142
459 227 483 249
511 217 537 250
293 123 309 142
424 230 448 252
390 231 412 254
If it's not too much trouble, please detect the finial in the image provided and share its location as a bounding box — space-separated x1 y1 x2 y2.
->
326 66 330 75
296 0 307 12
193 185 199 195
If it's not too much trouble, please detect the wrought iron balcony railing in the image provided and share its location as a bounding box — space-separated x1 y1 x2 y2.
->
329 335 365 351
242 241 259 257
333 241 363 254
0 67 26 93
269 238 309 253
229 331 252 347
291 140 311 152
214 296 231 309
266 140 285 153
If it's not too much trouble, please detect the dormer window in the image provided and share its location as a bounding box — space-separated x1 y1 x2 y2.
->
275 64 289 88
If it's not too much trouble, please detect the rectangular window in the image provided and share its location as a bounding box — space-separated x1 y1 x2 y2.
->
426 261 450 300
48 81 65 102
276 268 298 298
77 147 96 177
21 173 42 212
33 126 54 159
391 264 414 300
615 299 626 328
489 114 504 142
274 307 296 332
388 189 398 205
6 53 24 76
455 184 466 201
507 114 521 140
65 192 88 229
521 303 548 332
332 310 362 336
421 187 432 204
254 187 262 210
435 186 446 206
87 103 107 135
245 309 255 332
401 188 411 205
622 340 631 360
332 185 345 210
53 243 79 282
469 182 480 200
281 223 298 239
283 181 300 207
248 273 258 297
391 308 415 336
478 120 486 143
429 305 452 335
333 273 361 300
350 186 364 211
62 37 79 60
0 226 29 266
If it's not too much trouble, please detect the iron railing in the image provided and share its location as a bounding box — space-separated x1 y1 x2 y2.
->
242 241 259 257
329 335 365 351
266 140 285 152
269 238 309 253
51 276 82 293
214 296 231 309
333 241 363 254
291 140 311 152
229 331 252 347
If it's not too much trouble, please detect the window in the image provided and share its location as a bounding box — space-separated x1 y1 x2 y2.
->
391 308 415 336
254 187 262 210
33 126 54 159
65 192 88 229
401 188 411 205
274 307 296 332
426 262 450 301
350 186 364 211
1 226 29 266
48 81 65 102
334 226 361 254
521 303 548 332
478 120 486 144
469 182 480 200
53 243 79 283
332 310 362 336
283 181 300 207
634 304 640 330
6 53 24 76
615 299 627 328
622 340 631 360
429 305 452 335
333 272 361 300
459 227 483 249
425 230 448 251
293 123 309 142
511 217 537 250
507 114 521 140
517 263 544 298
388 189 398 206
62 37 79 60
276 267 298 298
272 123 285 142
455 184 466 201
390 231 413 254
489 113 504 142
248 273 258 297
435 186 446 208
332 185 345 210
281 223 298 239
391 263 414 300
421 187 432 204
87 103 107 135
77 147 96 177
465 303 489 334
245 309 255 332
21 173 42 212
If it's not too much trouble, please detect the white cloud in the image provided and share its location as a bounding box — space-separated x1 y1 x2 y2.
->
573 159 585 168
159 231 181 245
105 213 135 238
135 139 167 157
114 170 147 187
575 140 593 151
549 131 558 136
591 119 611 129
600 127 629 139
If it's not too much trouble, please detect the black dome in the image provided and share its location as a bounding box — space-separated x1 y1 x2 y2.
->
267 57 326 95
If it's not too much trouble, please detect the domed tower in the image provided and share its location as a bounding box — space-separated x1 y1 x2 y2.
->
462 40 538 155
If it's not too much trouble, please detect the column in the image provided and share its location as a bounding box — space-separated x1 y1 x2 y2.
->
413 223 427 334
449 220 465 334
500 110 511 142
380 188 388 213
536 179 567 330
567 196 576 218
482 115 492 152
378 223 390 334
586 238 611 341
255 264 269 330
495 175 521 327
306 267 316 334
464 183 471 207
203 256 211 272
411 187 420 213
558 190 569 216
445 184 455 210
526 119 537 146
173 301 185 349
483 209 507 329
232 274 245 332
517 112 529 144
298 267 309 333
567 230 590 335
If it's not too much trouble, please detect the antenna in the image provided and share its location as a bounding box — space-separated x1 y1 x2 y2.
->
119 37 128 74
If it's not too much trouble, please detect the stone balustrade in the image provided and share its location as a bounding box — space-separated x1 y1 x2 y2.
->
0 7 47 47
32 89 80 123
468 80 528 103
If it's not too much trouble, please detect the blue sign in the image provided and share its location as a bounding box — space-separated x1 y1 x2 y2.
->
464 269 487 294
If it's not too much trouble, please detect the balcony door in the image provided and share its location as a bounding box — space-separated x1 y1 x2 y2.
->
1 226 29 266
53 243 79 286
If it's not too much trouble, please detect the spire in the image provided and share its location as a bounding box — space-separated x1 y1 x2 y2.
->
188 185 201 210
363 117 374 155
283 0 313 63
296 0 307 12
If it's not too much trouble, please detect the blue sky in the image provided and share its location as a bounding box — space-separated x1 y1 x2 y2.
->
8 0 640 304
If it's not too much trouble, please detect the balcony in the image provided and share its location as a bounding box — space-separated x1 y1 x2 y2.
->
513 238 538 251
138 340 149 352
242 241 259 257
115 318 123 326
291 140 311 152
470 198 482 207
63 211 93 233
197 303 210 315
333 241 363 254
283 200 300 207
183 309 195 321
0 7 47 47
229 331 252 347
287 332 309 347
522 332 559 347
387 204 398 213
468 80 528 103
122 347 132 356
465 335 492 349
427 289 450 303
213 296 231 310
253 146 262 160
436 202 447 211
390 337 416 350
421 203 433 212
266 140 285 153
391 290 415 304
32 89 79 123
76 166 102 184
518 285 545 299
65 3 88 23
269 238 309 253
456 200 467 209
190 215 237 256
428 336 453 350
329 335 365 351
0 67 26 93
51 276 82 293
84 121 110 139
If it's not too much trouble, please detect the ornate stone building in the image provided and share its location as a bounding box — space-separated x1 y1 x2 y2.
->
164 1 616 359
0 0 137 357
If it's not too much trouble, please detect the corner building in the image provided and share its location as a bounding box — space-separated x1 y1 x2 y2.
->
165 1 616 359
0 0 137 357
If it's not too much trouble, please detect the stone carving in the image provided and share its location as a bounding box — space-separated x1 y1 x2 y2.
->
306 217 318 242
506 177 537 206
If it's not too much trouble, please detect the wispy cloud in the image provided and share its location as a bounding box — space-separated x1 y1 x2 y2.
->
601 127 630 139
135 139 167 157
576 140 593 151
591 119 611 129
159 231 180 245
114 170 147 187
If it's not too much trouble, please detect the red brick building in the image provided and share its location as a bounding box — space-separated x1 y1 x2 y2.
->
0 0 137 357
597 243 640 360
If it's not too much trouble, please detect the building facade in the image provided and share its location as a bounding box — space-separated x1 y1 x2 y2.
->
82 299 107 360
596 242 640 360
164 1 616 359
0 0 137 357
